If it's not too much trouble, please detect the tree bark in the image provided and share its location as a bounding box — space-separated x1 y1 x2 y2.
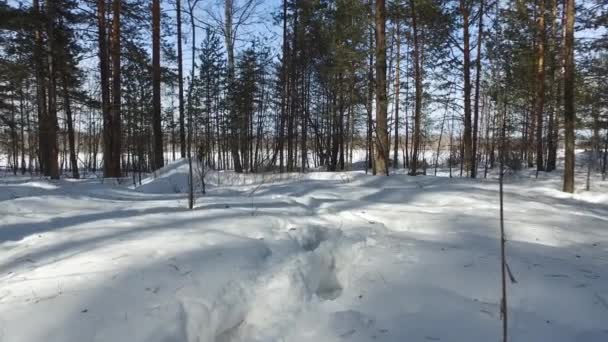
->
393 18 401 169
63 75 79 178
603 119 608 180
546 0 559 171
367 22 375 174
461 0 472 177
301 67 308 171
374 0 389 176
225 0 243 172
187 0 198 209
534 0 546 173
152 0 164 170
471 0 484 178
177 0 186 158
409 0 422 175
98 0 112 177
562 0 575 193
19 84 27 174
278 0 288 172
108 0 121 177
33 0 48 175
45 0 60 179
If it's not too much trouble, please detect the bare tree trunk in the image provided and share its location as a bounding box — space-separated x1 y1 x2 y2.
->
484 96 492 178
108 0 121 177
367 23 375 174
461 0 472 177
546 0 559 172
562 0 575 193
10 95 18 174
349 82 355 168
460 130 464 177
534 0 546 173
301 67 308 171
224 0 243 172
45 0 59 179
393 18 401 169
63 75 79 178
177 0 186 158
434 95 448 176
471 0 484 178
409 0 422 175
602 120 607 180
587 104 599 190
550 82 560 170
499 92 509 342
278 0 288 172
19 84 27 174
404 43 410 169
152 0 164 170
186 0 199 209
528 95 536 167
98 0 112 177
449 110 454 178
33 0 48 175
374 0 389 176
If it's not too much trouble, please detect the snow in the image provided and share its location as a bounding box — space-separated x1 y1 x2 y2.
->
1 157 607 342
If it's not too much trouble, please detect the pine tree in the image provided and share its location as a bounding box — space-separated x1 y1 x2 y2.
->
176 0 186 159
534 0 546 173
562 0 575 193
152 0 164 170
375 0 389 175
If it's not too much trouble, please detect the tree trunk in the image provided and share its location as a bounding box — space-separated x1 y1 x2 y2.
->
393 18 401 169
108 0 121 177
33 0 48 175
177 0 186 158
152 0 164 170
63 75 79 178
528 94 535 167
10 95 18 174
449 108 454 178
367 23 375 174
409 0 422 175
471 0 484 178
278 0 288 172
602 120 607 180
225 0 243 172
562 0 575 193
534 0 546 173
374 0 389 176
587 104 599 190
546 0 559 171
187 0 197 209
484 97 493 178
435 91 449 176
461 0 472 177
45 0 60 179
301 69 308 171
404 44 409 169
19 84 27 174
98 0 112 177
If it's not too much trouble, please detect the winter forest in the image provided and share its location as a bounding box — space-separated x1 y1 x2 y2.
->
0 0 607 341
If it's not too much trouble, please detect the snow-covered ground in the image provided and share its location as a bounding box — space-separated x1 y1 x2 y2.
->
0 157 607 342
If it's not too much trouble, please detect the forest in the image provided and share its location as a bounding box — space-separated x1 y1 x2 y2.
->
0 0 605 187
0 1 607 341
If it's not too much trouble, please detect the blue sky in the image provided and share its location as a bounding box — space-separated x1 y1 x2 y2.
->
173 0 283 67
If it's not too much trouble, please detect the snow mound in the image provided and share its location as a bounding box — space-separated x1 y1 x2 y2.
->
134 158 355 194
134 159 192 193
0 179 60 201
